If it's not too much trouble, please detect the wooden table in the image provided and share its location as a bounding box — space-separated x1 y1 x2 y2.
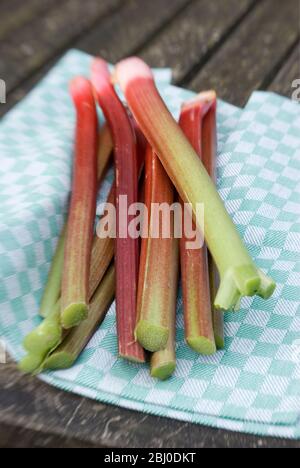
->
0 0 299 448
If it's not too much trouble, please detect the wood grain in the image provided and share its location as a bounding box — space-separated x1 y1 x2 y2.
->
0 0 191 115
0 0 59 41
269 41 300 98
0 0 122 93
78 0 193 62
189 0 300 106
0 360 298 448
140 0 257 84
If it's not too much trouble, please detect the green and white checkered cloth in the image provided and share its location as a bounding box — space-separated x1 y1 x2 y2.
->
1 50 299 439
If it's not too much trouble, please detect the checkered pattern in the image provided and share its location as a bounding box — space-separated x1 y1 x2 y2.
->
0 50 300 439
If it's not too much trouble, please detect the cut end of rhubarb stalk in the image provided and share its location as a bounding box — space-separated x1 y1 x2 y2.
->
257 269 276 299
150 361 176 381
182 90 217 114
215 265 261 311
135 320 169 352
19 354 43 374
44 351 74 370
187 336 217 355
215 333 225 350
114 57 154 93
61 303 88 329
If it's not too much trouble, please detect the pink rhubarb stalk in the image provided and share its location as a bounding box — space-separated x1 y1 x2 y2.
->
200 93 224 348
91 58 145 363
114 58 275 311
61 77 98 329
179 92 221 354
136 145 179 352
179 94 215 355
39 123 112 319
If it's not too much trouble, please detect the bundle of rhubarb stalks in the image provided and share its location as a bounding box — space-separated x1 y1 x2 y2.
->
20 58 276 380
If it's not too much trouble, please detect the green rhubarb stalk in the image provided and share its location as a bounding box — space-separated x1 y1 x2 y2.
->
20 137 114 373
23 300 62 355
19 200 115 374
38 124 112 319
150 239 179 380
19 300 65 373
44 265 115 370
114 58 276 311
135 146 178 352
90 185 115 298
39 227 66 318
61 77 98 329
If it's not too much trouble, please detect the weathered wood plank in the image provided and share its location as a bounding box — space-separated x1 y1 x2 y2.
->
189 0 300 106
0 0 191 117
0 422 95 448
0 361 298 448
269 42 300 98
0 0 59 41
140 0 257 84
0 0 122 93
78 0 193 62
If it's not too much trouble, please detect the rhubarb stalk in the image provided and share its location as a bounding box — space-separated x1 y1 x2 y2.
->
200 93 224 348
91 58 145 363
135 146 178 352
44 265 115 370
150 239 179 379
19 301 64 373
97 123 113 181
179 92 218 354
61 77 98 329
39 123 112 319
19 191 116 374
39 227 66 319
114 58 276 311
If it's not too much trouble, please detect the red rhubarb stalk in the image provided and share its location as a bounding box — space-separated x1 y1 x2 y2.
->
114 58 275 311
200 93 224 348
91 58 145 363
136 146 178 352
179 92 220 354
180 91 224 354
39 123 112 319
61 77 98 329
